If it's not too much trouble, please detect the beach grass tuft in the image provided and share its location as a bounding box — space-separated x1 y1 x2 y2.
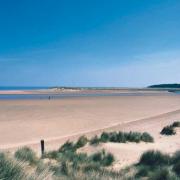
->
138 150 171 167
160 121 180 136
14 147 38 165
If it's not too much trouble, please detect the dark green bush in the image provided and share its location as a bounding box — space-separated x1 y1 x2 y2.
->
172 151 180 164
61 161 69 175
139 150 171 167
141 132 154 142
126 132 142 143
102 153 115 166
0 153 25 180
109 132 119 142
75 136 88 149
14 147 38 165
90 150 114 167
83 163 100 172
149 167 172 180
173 161 180 176
90 135 100 145
172 121 180 128
90 131 154 145
135 165 150 178
91 151 102 162
160 126 176 135
59 141 76 152
100 132 110 142
43 150 59 159
117 132 126 143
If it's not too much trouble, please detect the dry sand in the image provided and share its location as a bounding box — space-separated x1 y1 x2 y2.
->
0 91 180 168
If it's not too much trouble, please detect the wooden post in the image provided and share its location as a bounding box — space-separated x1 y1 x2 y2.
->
40 140 45 156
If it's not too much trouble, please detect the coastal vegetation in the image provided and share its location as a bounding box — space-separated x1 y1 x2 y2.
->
0 136 180 179
90 131 154 145
148 83 180 88
1 147 180 179
135 150 180 179
1 130 180 179
160 121 180 135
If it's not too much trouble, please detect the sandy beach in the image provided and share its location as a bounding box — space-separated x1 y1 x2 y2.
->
0 90 180 168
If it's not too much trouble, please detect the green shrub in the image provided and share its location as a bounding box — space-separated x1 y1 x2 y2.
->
141 132 154 142
135 165 150 178
59 141 76 152
83 163 100 172
101 153 115 166
90 135 100 145
14 147 38 165
90 150 114 167
160 126 176 135
172 151 180 164
117 132 126 143
149 167 172 180
127 132 142 143
61 161 69 175
69 152 88 164
100 132 110 142
139 150 171 167
173 161 180 176
172 121 180 128
91 151 102 162
109 132 119 142
43 150 59 159
0 153 25 180
75 136 88 149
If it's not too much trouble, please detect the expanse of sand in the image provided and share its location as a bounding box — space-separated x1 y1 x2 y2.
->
0 91 180 168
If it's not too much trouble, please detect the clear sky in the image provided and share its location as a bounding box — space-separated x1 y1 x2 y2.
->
0 0 180 87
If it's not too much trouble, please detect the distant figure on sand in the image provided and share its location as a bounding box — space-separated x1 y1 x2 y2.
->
48 96 51 100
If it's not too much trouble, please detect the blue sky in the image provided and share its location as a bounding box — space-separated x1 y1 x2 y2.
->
0 0 180 87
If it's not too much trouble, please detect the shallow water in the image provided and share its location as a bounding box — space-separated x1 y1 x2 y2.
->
0 92 179 100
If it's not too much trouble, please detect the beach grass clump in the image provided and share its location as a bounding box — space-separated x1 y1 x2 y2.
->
149 167 173 180
135 165 150 178
160 121 180 136
172 151 180 177
90 135 100 145
160 125 176 135
141 132 154 142
75 136 88 149
58 141 76 153
172 151 180 164
14 147 38 165
138 150 171 167
43 150 59 160
124 131 142 143
173 161 180 177
0 153 25 180
91 131 154 145
172 121 180 128
100 132 110 142
90 150 115 167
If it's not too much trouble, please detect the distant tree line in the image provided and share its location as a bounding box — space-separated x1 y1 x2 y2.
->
148 84 180 88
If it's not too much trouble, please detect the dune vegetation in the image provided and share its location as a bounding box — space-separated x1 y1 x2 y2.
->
90 131 154 145
0 130 179 179
135 150 180 179
161 121 180 135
